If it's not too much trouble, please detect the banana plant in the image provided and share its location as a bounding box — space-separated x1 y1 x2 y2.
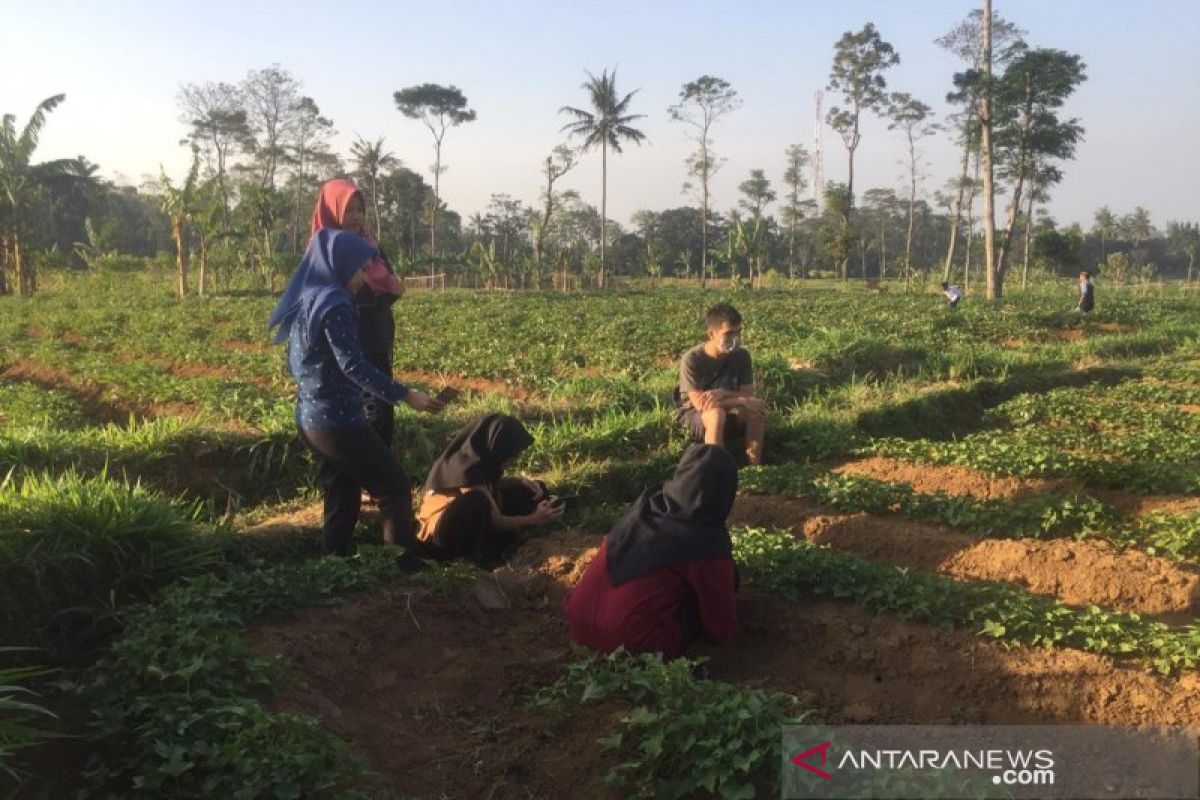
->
72 217 118 270
468 239 499 289
733 216 769 289
158 150 200 299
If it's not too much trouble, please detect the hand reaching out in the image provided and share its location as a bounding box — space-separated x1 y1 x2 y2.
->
405 389 445 414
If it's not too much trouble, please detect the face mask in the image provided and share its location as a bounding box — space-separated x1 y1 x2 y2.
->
718 334 741 354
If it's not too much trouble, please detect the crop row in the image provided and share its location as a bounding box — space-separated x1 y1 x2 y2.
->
733 528 1200 674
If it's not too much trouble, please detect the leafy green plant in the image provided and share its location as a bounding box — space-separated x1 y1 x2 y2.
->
734 527 1200 674
741 466 1120 543
534 649 805 799
73 548 402 798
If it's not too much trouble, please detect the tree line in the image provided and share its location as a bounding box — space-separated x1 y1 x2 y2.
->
2 4 1197 298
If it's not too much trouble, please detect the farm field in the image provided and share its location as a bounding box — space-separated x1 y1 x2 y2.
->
4 272 1200 798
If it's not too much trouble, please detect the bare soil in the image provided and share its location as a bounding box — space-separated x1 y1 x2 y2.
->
835 456 1073 502
730 495 1200 616
249 563 619 799
839 457 1200 519
249 527 1200 797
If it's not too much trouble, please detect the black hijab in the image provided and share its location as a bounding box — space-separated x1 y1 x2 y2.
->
424 414 534 493
605 444 738 585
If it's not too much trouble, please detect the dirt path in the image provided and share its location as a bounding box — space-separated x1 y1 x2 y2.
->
250 573 619 799
250 529 1200 799
730 495 1200 617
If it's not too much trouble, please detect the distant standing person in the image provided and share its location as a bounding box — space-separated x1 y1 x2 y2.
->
1076 270 1095 314
564 445 740 659
940 281 962 309
269 229 443 557
310 179 405 451
675 303 765 466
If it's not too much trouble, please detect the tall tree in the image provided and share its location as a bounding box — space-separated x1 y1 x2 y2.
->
1123 207 1154 267
1167 221 1199 283
350 136 399 236
532 144 579 279
667 75 740 287
0 94 78 295
560 68 647 288
285 96 335 251
481 193 528 269
980 0 999 300
819 183 854 278
737 169 776 221
862 187 900 281
241 65 302 190
825 22 900 280
378 166 433 261
940 119 977 282
993 47 1086 281
393 83 476 271
781 144 811 278
1020 165 1052 288
936 8 1025 279
887 93 938 288
177 81 249 232
1091 206 1117 266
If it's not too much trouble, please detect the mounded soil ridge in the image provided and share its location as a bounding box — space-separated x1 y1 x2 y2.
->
729 494 1200 617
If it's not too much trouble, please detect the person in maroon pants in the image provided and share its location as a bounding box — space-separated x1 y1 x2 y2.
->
564 445 739 659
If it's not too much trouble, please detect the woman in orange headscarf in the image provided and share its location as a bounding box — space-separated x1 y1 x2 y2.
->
310 179 406 445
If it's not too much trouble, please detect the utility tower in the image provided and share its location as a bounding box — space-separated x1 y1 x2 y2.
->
813 90 824 214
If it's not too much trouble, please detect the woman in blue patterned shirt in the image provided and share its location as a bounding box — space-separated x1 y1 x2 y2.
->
269 229 443 556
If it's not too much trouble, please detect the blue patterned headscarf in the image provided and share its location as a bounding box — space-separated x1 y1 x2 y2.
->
268 229 377 345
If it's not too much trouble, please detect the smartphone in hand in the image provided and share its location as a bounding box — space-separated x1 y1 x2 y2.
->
549 494 579 511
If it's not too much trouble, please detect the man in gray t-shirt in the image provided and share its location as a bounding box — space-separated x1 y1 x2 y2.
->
676 303 765 465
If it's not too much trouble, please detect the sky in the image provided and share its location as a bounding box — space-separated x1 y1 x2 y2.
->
3 0 1198 231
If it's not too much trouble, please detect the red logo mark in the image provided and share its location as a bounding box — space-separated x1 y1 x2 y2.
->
792 741 833 780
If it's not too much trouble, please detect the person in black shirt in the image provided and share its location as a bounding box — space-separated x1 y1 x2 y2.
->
675 303 765 465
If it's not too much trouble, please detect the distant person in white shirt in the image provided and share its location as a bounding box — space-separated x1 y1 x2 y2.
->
1076 270 1095 313
940 282 962 309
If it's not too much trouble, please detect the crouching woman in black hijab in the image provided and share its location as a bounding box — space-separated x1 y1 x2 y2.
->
564 444 739 659
415 414 563 566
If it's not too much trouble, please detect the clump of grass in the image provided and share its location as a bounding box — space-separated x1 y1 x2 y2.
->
0 470 217 662
0 649 57 781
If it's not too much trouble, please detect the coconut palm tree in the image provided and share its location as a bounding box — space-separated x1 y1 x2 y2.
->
560 69 646 288
350 136 399 235
0 94 78 295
